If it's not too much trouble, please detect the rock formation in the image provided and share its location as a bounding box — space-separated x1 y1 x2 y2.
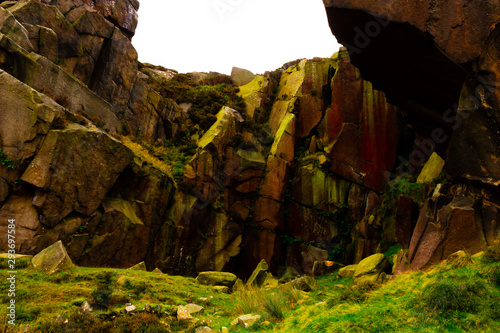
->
0 0 498 279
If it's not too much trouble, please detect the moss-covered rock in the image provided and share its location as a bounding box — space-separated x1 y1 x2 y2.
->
32 240 74 274
196 271 238 287
417 152 445 183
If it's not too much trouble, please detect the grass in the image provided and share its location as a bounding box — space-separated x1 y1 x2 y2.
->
1 249 500 332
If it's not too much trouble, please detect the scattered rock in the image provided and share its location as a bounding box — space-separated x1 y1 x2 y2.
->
338 264 358 277
196 272 238 287
125 304 136 313
195 326 212 333
55 315 63 323
213 286 231 294
152 268 163 274
289 276 317 292
353 253 390 284
221 327 229 333
31 241 74 274
246 259 270 287
127 261 146 271
176 305 193 321
82 301 92 312
185 303 204 315
237 314 262 328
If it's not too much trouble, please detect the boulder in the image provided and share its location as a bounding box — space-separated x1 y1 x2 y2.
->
21 126 133 226
32 241 74 274
196 271 238 287
353 253 390 283
127 262 146 271
231 67 255 87
340 265 358 278
246 259 270 287
176 305 193 321
237 314 261 328
283 276 317 292
185 303 204 315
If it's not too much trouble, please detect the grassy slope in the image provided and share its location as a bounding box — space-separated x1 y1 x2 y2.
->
1 251 500 332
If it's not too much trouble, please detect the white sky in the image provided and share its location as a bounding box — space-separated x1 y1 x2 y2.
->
132 0 341 75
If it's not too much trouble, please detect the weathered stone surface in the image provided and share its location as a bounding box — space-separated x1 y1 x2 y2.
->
237 314 261 328
319 49 399 191
196 271 238 287
231 67 255 87
94 0 139 36
417 153 445 183
185 303 204 315
338 264 358 277
353 253 388 278
32 240 74 274
0 193 39 253
195 212 243 272
395 196 418 249
198 106 243 154
282 276 317 292
176 305 193 321
270 112 296 163
408 197 487 270
0 69 64 164
246 259 270 287
286 243 328 275
21 126 133 226
195 327 212 333
81 162 175 269
0 6 33 51
128 261 146 271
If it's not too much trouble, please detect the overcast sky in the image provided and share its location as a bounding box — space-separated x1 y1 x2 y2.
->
132 0 341 75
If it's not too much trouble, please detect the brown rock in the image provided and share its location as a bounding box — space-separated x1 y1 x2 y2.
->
395 196 418 249
0 178 9 203
0 6 33 51
231 67 255 86
21 127 133 226
286 243 328 275
0 193 40 253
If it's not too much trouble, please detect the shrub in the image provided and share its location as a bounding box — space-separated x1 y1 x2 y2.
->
418 278 486 316
90 272 116 309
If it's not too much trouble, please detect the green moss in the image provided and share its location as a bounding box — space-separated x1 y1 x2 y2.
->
0 148 16 169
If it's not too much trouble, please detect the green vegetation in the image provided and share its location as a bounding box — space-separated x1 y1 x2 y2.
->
0 149 16 169
1 249 500 332
121 136 197 183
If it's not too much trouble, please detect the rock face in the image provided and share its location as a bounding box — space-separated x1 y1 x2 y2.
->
324 0 500 272
1 0 497 279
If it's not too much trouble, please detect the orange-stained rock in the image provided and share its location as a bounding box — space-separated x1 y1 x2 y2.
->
319 50 400 191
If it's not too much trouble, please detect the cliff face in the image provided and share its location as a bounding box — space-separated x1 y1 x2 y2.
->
324 0 500 271
0 0 497 277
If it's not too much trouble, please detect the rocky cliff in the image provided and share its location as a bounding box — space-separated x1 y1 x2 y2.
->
0 0 498 278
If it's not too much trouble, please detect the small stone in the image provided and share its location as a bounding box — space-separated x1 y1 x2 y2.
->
152 268 163 274
127 262 147 271
237 314 261 328
213 286 231 294
177 305 193 321
195 326 212 333
221 327 229 333
55 315 63 323
82 301 93 312
125 305 137 313
185 303 204 314
20 325 30 333
145 304 151 313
